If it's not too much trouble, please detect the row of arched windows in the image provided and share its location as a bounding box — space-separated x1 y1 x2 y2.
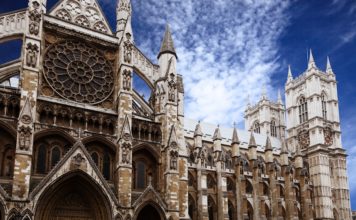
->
253 120 277 137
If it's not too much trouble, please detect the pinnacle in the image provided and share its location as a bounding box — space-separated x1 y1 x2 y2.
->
158 24 177 59
277 89 283 104
194 121 203 137
308 49 317 70
232 125 239 144
287 65 293 83
281 139 288 154
326 56 334 75
265 135 272 151
213 125 222 141
249 131 257 147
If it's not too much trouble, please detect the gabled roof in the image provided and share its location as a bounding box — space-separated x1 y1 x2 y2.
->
49 0 112 35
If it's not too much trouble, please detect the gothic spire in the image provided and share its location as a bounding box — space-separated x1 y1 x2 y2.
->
158 24 177 59
249 131 257 147
194 121 203 137
232 124 240 144
308 49 317 70
287 65 293 84
213 125 222 141
326 56 334 75
265 134 272 151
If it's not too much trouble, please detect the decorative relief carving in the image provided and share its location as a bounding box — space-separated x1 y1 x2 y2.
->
26 43 39 68
170 150 178 170
18 126 32 151
168 74 176 102
51 0 110 34
43 40 114 104
324 127 333 146
72 153 85 167
298 130 310 149
29 1 41 36
123 33 133 63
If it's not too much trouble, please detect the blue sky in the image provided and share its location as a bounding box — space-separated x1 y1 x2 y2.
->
1 0 356 210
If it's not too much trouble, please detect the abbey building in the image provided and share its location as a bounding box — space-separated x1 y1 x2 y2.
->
0 0 352 219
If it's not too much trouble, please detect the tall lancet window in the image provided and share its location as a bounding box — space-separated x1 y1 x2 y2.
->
321 94 327 120
270 120 277 137
253 121 260 134
298 97 308 124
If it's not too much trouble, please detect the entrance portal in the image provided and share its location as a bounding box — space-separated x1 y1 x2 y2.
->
35 172 111 220
137 204 162 220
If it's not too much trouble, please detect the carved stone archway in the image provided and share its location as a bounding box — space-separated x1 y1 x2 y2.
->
34 171 112 220
134 202 165 220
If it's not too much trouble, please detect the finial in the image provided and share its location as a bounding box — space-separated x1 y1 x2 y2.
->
326 56 334 75
246 94 251 108
308 49 317 70
261 84 267 100
158 24 177 59
265 133 272 151
281 139 288 154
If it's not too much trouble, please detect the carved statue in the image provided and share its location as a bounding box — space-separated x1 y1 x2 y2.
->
18 126 31 151
170 150 178 170
122 70 131 91
324 127 333 146
26 43 39 68
121 143 131 164
29 1 41 36
123 33 133 63
168 83 176 102
297 130 310 149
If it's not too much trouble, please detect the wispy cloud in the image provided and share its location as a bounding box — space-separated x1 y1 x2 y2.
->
132 0 291 127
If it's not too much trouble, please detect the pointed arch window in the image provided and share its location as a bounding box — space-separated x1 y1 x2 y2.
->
298 97 308 124
50 146 61 168
103 151 111 180
321 94 327 120
91 152 99 167
37 144 47 174
2 146 15 177
270 120 277 137
253 121 260 134
136 161 146 189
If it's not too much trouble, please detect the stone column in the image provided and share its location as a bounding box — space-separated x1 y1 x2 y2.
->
12 0 45 200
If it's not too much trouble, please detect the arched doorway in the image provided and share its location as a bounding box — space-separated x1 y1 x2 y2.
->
136 204 163 220
35 172 112 220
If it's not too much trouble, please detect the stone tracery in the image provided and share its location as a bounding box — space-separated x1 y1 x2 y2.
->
43 40 114 104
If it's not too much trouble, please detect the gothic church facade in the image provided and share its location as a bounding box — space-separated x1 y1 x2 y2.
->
0 0 352 219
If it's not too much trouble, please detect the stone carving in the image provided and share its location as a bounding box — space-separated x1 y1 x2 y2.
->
298 130 310 149
123 33 133 63
121 142 131 164
122 70 131 91
168 83 176 102
43 40 114 104
26 43 39 68
170 150 178 170
18 126 31 151
324 127 333 146
72 153 85 167
29 1 41 36
225 150 232 170
51 0 110 34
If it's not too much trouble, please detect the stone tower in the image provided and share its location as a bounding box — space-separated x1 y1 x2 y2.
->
285 50 352 219
245 89 286 139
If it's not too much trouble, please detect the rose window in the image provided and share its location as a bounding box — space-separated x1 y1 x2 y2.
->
43 41 114 104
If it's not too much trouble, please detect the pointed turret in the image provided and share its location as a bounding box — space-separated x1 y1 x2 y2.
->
280 139 289 166
213 125 222 141
158 24 177 59
308 49 317 70
116 0 132 39
287 65 293 84
232 125 239 144
265 134 273 163
248 131 257 160
326 56 334 75
194 121 203 137
231 124 240 157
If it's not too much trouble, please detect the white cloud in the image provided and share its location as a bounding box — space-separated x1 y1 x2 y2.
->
132 0 291 127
